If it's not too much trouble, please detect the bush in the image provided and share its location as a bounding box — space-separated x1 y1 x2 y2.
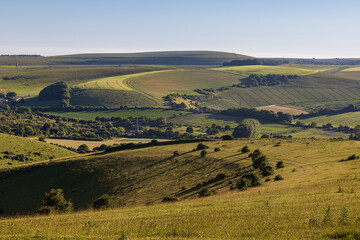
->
198 187 217 197
38 188 73 214
162 196 179 202
200 150 207 158
38 136 46 142
237 172 261 190
214 147 220 152
241 146 250 153
196 143 209 150
222 135 234 140
274 175 284 181
173 151 179 156
276 161 285 168
261 165 274 177
93 194 112 210
78 144 90 153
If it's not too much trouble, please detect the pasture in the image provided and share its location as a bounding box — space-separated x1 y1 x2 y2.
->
212 65 317 76
1 139 360 238
300 111 360 128
0 133 76 169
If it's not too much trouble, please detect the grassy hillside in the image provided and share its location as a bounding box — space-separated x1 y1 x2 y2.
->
203 73 360 109
212 65 317 76
130 69 242 99
0 65 171 97
0 133 76 169
44 109 190 120
1 139 360 239
300 111 360 128
70 89 160 108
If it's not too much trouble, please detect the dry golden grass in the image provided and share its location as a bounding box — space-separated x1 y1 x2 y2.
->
1 139 360 239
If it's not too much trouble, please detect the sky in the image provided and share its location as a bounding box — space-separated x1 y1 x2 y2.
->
1 0 360 58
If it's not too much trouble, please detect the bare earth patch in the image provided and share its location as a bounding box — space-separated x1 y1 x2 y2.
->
256 105 309 115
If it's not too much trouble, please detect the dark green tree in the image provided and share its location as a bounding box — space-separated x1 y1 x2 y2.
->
232 119 261 138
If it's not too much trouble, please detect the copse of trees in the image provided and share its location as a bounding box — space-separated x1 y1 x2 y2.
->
232 119 261 138
39 82 71 107
235 74 297 88
220 108 293 124
223 59 261 66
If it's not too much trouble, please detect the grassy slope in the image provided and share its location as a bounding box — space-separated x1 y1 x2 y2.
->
1 139 360 239
0 65 171 97
300 111 360 128
204 73 360 109
0 133 76 169
212 65 317 76
129 69 242 99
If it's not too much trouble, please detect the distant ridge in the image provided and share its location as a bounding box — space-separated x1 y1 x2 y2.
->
50 50 253 65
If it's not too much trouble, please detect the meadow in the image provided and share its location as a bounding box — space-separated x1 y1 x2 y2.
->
0 133 76 169
0 65 171 97
1 139 360 239
300 111 360 128
212 65 317 76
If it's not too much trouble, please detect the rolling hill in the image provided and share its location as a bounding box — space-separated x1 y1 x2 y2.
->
0 133 76 169
1 138 360 239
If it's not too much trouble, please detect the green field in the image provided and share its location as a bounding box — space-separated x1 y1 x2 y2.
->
0 65 171 97
45 109 191 120
212 65 317 76
202 72 360 109
130 68 242 99
2 139 360 238
0 133 76 169
300 111 360 128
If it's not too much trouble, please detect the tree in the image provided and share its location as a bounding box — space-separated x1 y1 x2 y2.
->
354 125 360 137
6 91 17 99
78 144 90 153
38 188 73 214
232 119 261 138
186 126 194 133
92 194 112 210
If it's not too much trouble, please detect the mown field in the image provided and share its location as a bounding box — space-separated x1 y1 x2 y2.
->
212 65 317 76
0 133 76 169
45 109 190 120
1 139 360 239
300 111 360 128
0 65 171 97
130 69 242 99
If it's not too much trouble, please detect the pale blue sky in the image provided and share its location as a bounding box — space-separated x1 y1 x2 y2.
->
1 0 359 58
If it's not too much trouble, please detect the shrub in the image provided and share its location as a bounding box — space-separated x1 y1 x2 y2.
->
274 175 284 181
38 188 73 214
214 147 220 152
222 135 234 140
265 178 271 182
173 151 179 156
200 150 207 158
38 136 46 142
276 161 285 169
92 194 112 210
196 143 209 150
261 165 274 177
241 146 250 153
162 196 179 202
237 172 261 190
78 144 90 153
198 187 217 197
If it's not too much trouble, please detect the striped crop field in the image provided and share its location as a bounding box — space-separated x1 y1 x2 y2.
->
204 86 360 109
212 65 317 76
74 70 174 91
301 111 360 128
